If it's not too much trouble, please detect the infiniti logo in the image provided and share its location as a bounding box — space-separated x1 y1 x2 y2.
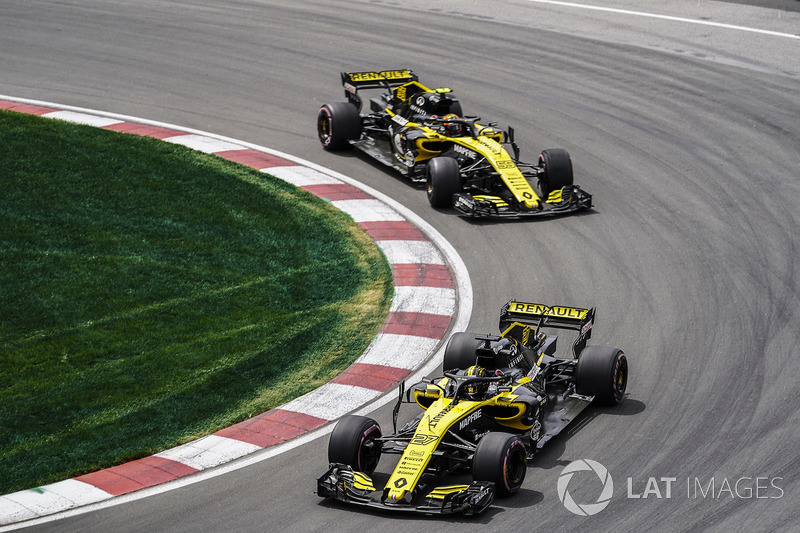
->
557 459 614 516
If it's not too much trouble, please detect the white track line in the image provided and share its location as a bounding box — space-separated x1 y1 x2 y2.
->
526 0 800 39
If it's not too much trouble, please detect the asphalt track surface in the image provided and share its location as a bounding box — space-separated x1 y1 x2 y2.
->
2 1 799 531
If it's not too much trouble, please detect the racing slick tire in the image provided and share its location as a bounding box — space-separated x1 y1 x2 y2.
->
472 433 527 497
426 156 461 208
328 415 382 474
317 102 361 150
443 331 483 371
538 148 574 196
575 346 628 406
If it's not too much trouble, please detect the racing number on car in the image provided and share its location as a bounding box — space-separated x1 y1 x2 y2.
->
409 434 438 446
495 160 516 169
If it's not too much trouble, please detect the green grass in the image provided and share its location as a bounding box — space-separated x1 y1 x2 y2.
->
0 110 393 494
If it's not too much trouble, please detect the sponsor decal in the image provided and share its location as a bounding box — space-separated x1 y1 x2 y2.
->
454 194 476 210
453 144 476 158
458 409 482 431
510 302 588 319
474 429 490 441
426 404 454 429
396 465 418 476
348 70 410 82
477 485 492 499
510 302 548 314
472 138 500 155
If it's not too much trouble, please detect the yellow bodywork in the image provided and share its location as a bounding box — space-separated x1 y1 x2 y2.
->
386 395 482 502
451 136 539 209
388 377 539 501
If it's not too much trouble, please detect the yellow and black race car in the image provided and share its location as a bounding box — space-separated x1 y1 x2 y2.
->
316 69 592 218
317 300 628 515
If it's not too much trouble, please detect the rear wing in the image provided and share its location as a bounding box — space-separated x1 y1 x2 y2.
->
341 69 417 91
499 300 595 358
341 69 418 111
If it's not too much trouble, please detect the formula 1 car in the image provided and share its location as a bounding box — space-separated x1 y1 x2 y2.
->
316 69 592 219
317 300 628 515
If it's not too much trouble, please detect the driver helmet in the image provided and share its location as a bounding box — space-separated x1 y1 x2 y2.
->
464 365 489 400
442 113 462 137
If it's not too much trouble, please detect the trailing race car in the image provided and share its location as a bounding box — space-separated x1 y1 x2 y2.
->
317 300 628 515
316 69 592 219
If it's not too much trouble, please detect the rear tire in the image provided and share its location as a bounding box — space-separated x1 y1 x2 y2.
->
538 148 573 196
443 332 483 371
317 102 361 150
576 346 628 405
426 157 461 207
328 415 382 474
448 100 464 117
472 433 527 497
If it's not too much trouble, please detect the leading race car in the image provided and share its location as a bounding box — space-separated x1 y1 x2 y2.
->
316 69 592 219
317 300 628 515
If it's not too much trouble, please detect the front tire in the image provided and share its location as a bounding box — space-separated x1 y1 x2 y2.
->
328 415 382 474
575 346 628 405
472 433 527 497
317 102 361 150
426 157 461 208
538 148 573 196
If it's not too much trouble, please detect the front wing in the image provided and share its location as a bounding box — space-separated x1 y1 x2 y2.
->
317 464 494 516
453 185 592 219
